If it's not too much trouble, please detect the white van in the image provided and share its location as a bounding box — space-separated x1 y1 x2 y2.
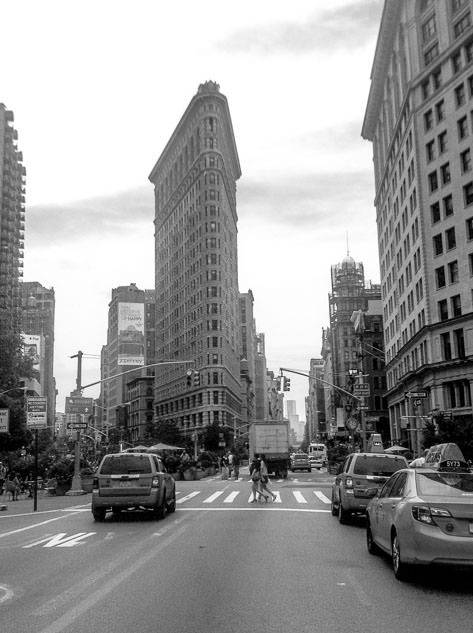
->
308 443 327 469
367 433 383 453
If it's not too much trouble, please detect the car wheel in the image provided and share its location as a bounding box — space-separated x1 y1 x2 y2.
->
308 468 311 472
154 494 167 520
92 507 106 522
392 532 409 580
338 498 350 524
331 492 338 516
166 491 176 514
366 522 380 555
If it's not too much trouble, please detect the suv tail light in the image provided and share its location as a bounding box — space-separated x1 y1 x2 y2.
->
151 476 160 488
345 477 353 489
92 477 98 488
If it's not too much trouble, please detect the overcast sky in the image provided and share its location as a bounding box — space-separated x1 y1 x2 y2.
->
2 0 384 420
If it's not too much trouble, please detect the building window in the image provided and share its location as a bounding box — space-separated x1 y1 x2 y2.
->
457 116 468 139
454 12 471 38
422 15 437 42
452 0 468 15
466 216 473 239
443 194 454 217
464 182 473 206
469 253 473 275
461 148 472 172
451 51 462 73
433 233 443 255
466 38 473 62
424 109 433 130
435 266 446 288
424 43 439 66
432 68 442 90
451 294 462 316
448 260 459 283
446 227 456 249
438 131 448 153
439 300 449 321
426 140 435 161
454 329 466 359
441 163 451 185
455 83 466 107
435 98 445 121
441 332 452 359
431 201 441 223
429 171 439 192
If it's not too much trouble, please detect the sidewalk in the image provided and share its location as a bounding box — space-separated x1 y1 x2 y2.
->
0 491 91 517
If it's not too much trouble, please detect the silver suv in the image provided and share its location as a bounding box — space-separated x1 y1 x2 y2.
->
91 452 176 521
331 452 408 523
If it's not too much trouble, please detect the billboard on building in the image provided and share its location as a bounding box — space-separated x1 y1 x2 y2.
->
22 334 41 371
118 302 145 366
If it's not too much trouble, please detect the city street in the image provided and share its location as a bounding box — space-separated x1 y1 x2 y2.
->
0 469 472 633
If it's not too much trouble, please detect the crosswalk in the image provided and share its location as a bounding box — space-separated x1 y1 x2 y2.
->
176 489 331 507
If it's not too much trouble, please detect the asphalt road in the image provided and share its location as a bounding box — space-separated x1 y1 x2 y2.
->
0 469 472 633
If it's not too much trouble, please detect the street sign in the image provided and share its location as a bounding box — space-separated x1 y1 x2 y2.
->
67 421 88 430
413 399 423 407
359 405 369 411
26 396 47 429
405 391 427 398
353 383 370 397
65 396 94 415
0 408 9 433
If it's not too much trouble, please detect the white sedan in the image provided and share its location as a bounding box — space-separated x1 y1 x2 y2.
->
366 463 473 580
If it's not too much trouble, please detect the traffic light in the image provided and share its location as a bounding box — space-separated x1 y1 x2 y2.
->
186 370 193 386
193 370 200 386
283 378 291 391
276 377 281 391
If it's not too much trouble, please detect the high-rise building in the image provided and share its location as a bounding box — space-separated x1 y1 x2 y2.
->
0 104 25 340
307 358 326 440
149 81 242 442
20 282 56 426
326 254 386 442
239 290 257 427
100 283 149 432
362 0 473 452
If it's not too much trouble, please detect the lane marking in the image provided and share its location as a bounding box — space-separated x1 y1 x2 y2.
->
314 491 331 504
224 491 239 503
177 507 331 513
23 532 96 549
0 584 14 605
176 491 200 504
0 516 69 539
203 491 225 503
293 491 307 503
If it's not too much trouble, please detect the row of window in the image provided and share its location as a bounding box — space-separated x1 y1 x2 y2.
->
421 5 472 69
438 293 463 320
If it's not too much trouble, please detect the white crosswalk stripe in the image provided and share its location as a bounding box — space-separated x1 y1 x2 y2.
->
204 491 225 503
313 490 331 504
224 491 240 503
176 489 330 506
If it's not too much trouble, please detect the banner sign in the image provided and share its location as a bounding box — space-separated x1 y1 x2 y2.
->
26 396 47 429
22 333 41 371
118 302 145 366
0 409 9 433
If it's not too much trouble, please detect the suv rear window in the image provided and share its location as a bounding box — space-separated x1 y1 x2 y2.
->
100 455 152 475
353 456 406 476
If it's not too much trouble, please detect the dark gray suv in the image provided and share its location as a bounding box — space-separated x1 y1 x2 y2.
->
91 452 176 521
331 452 408 523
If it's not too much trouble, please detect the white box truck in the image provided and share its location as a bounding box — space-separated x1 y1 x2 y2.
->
249 421 290 478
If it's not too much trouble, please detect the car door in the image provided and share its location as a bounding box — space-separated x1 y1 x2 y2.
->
157 457 174 502
373 474 401 551
380 472 408 548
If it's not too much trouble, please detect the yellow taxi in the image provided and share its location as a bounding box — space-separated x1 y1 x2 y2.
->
366 449 473 580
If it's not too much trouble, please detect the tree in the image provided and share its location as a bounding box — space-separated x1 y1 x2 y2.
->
423 413 473 461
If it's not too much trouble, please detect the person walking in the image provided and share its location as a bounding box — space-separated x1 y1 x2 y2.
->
259 454 276 502
220 453 229 480
227 451 234 478
249 454 264 502
233 452 240 480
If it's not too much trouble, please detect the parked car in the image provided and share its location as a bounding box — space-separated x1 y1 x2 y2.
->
91 452 176 521
331 452 408 523
366 459 473 580
291 452 311 472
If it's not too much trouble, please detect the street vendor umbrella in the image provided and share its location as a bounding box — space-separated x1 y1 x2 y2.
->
147 442 185 452
384 445 409 453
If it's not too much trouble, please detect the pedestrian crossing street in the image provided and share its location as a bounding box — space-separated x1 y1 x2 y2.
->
176 488 332 507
